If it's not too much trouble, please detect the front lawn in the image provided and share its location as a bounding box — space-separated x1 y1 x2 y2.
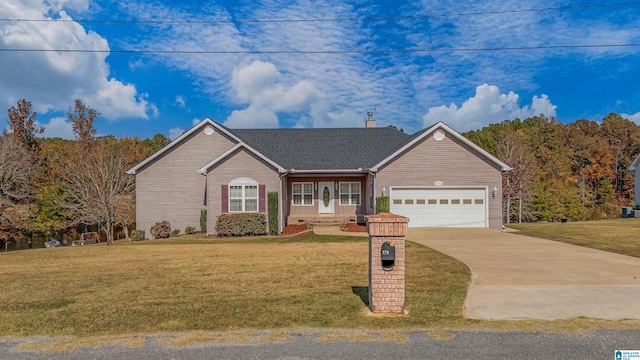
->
0 232 470 337
507 218 640 258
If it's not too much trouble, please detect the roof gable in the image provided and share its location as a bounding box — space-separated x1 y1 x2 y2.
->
127 118 241 175
199 142 285 174
371 122 511 172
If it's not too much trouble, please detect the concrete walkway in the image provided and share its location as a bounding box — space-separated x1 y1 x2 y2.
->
407 228 640 320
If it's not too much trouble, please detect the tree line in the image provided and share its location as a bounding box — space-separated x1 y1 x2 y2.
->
464 114 640 223
0 99 170 247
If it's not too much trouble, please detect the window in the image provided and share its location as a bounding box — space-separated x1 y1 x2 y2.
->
339 182 361 205
292 182 313 206
228 179 258 213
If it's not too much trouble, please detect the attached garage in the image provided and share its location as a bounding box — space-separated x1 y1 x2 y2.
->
389 187 488 228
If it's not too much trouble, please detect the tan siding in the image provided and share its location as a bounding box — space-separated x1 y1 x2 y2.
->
135 129 237 236
376 132 504 230
206 148 280 235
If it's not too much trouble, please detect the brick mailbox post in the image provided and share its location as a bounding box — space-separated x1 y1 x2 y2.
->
366 213 408 314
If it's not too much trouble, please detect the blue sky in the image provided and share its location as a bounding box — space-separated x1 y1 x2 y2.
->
1 0 640 140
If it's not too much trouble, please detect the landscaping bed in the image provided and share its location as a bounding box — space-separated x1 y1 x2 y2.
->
281 224 309 235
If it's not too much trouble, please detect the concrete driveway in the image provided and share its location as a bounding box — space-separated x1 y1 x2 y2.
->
407 228 640 320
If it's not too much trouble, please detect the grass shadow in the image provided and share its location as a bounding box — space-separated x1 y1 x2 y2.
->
351 286 369 307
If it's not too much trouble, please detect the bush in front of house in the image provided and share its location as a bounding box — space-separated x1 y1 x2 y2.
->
150 221 172 239
215 213 267 237
185 226 196 235
268 191 278 235
130 229 146 242
200 209 207 233
376 196 390 213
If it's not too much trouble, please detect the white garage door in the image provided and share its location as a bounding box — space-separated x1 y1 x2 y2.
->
390 187 487 228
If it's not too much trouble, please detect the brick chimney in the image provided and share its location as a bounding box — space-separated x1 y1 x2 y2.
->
365 111 376 128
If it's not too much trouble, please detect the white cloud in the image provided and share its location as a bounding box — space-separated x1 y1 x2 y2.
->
223 60 319 128
192 118 201 127
39 116 73 139
0 0 154 121
175 95 186 108
168 127 185 140
423 84 557 132
622 112 640 124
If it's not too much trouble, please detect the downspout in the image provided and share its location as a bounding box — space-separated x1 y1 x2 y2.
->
370 171 377 214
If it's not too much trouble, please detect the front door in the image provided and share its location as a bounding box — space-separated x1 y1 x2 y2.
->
318 182 335 214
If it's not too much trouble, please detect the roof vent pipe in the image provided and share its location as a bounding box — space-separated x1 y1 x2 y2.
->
366 111 376 128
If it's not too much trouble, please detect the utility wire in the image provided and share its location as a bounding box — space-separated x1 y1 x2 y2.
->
1 43 639 54
1 2 639 24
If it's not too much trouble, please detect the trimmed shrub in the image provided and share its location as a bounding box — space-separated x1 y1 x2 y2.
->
185 226 196 235
215 213 267 237
268 191 279 235
200 209 207 233
170 229 180 237
376 196 390 213
130 229 146 242
150 221 172 239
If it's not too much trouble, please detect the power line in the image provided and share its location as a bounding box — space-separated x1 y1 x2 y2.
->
1 2 639 24
1 43 639 54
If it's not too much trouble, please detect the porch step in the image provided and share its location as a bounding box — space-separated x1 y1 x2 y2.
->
288 215 364 226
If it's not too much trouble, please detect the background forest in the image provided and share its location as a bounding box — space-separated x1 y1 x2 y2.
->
465 113 639 223
1 98 639 247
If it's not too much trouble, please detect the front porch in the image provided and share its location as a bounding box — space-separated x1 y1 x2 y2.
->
283 174 375 227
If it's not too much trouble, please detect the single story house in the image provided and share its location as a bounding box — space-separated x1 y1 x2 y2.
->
127 115 511 235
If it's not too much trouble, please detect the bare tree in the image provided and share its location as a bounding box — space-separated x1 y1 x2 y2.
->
6 99 43 164
57 100 134 245
0 135 31 241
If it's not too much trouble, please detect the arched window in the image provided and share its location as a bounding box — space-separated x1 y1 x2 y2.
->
228 178 258 213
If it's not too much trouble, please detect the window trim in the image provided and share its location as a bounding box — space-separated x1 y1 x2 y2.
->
292 182 314 206
228 178 259 213
339 182 361 205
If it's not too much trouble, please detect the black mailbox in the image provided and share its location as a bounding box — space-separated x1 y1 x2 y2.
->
381 241 395 271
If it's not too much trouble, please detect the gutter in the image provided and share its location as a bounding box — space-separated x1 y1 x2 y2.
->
287 168 370 174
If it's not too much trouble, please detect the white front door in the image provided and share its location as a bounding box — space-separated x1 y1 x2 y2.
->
317 182 335 214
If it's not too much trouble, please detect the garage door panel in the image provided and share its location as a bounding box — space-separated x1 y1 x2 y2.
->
390 187 487 228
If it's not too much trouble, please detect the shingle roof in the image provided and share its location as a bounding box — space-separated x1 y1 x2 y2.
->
228 127 411 170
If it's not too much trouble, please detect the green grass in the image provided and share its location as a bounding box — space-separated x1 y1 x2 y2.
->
0 232 470 337
507 218 640 258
